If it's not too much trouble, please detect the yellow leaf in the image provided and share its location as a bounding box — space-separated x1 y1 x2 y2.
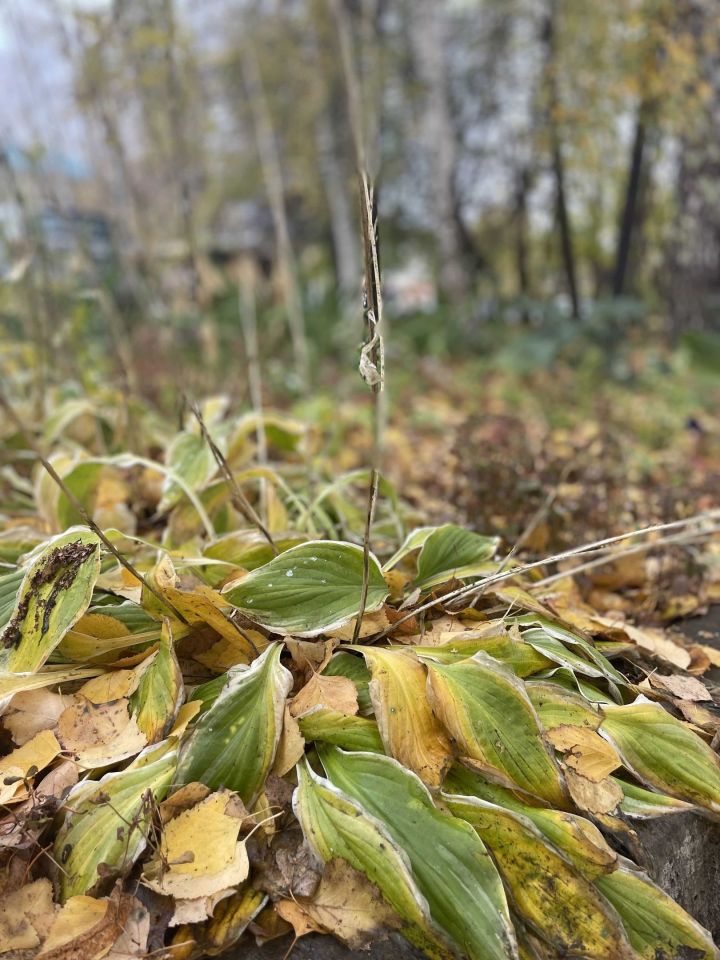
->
290 673 358 718
142 789 249 901
546 725 622 782
0 729 61 803
0 878 56 951
359 646 452 788
273 705 306 776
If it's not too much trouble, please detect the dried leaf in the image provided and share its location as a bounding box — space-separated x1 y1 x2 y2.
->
290 673 358 718
546 724 622 782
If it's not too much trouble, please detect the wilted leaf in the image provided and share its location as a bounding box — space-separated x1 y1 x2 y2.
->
130 625 184 742
0 878 55 951
38 890 131 960
56 696 148 769
444 793 632 960
289 673 358 718
297 708 384 753
0 729 62 803
595 862 718 960
2 687 71 745
293 760 453 960
427 653 566 806
318 747 517 960
273 705 306 776
223 541 388 636
282 858 402 949
546 724 622 782
54 739 177 900
564 768 623 815
648 674 712 701
175 643 291 805
600 698 720 813
358 646 452 787
199 888 267 956
0 530 102 673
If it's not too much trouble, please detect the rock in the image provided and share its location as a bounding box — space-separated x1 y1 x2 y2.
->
228 932 425 959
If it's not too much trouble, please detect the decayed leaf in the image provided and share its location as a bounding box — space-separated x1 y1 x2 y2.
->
198 888 267 956
595 862 718 960
0 878 56 952
445 765 617 879
289 673 359 718
546 724 622 782
600 699 720 813
326 608 390 641
0 530 102 674
37 890 131 960
272 705 306 776
175 643 292 805
54 739 178 900
357 646 452 787
274 899 324 939
564 768 623 815
444 793 633 960
427 653 566 806
0 728 62 803
223 541 389 636
318 747 517 960
106 898 150 960
142 789 249 910
279 859 402 949
293 760 452 960
56 696 148 769
2 688 71 746
647 673 712 701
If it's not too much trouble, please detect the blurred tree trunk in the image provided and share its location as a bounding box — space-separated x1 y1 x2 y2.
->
411 0 472 304
669 0 720 334
514 166 532 305
541 0 580 320
612 109 647 297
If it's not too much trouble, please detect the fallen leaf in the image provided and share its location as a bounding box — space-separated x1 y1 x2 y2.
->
159 782 212 824
57 696 147 769
289 673 358 718
327 608 390 642
142 789 249 901
2 688 71 746
274 899 324 939
38 889 131 960
564 768 623 815
293 858 402 950
78 668 141 704
273 705 306 776
648 674 712 702
0 729 62 803
0 878 56 952
546 725 622 782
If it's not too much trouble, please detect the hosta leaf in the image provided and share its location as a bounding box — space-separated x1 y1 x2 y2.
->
54 738 177 901
519 617 627 695
357 646 452 787
382 526 435 572
415 524 498 589
298 707 384 753
223 541 388 636
0 568 25 630
174 643 291 804
413 629 552 677
445 765 617 878
130 625 184 743
159 431 217 511
615 778 696 818
526 681 602 730
202 531 308 582
318 747 517 960
444 793 632 960
600 699 720 813
595 862 718 960
0 530 102 674
427 653 566 807
293 760 451 960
